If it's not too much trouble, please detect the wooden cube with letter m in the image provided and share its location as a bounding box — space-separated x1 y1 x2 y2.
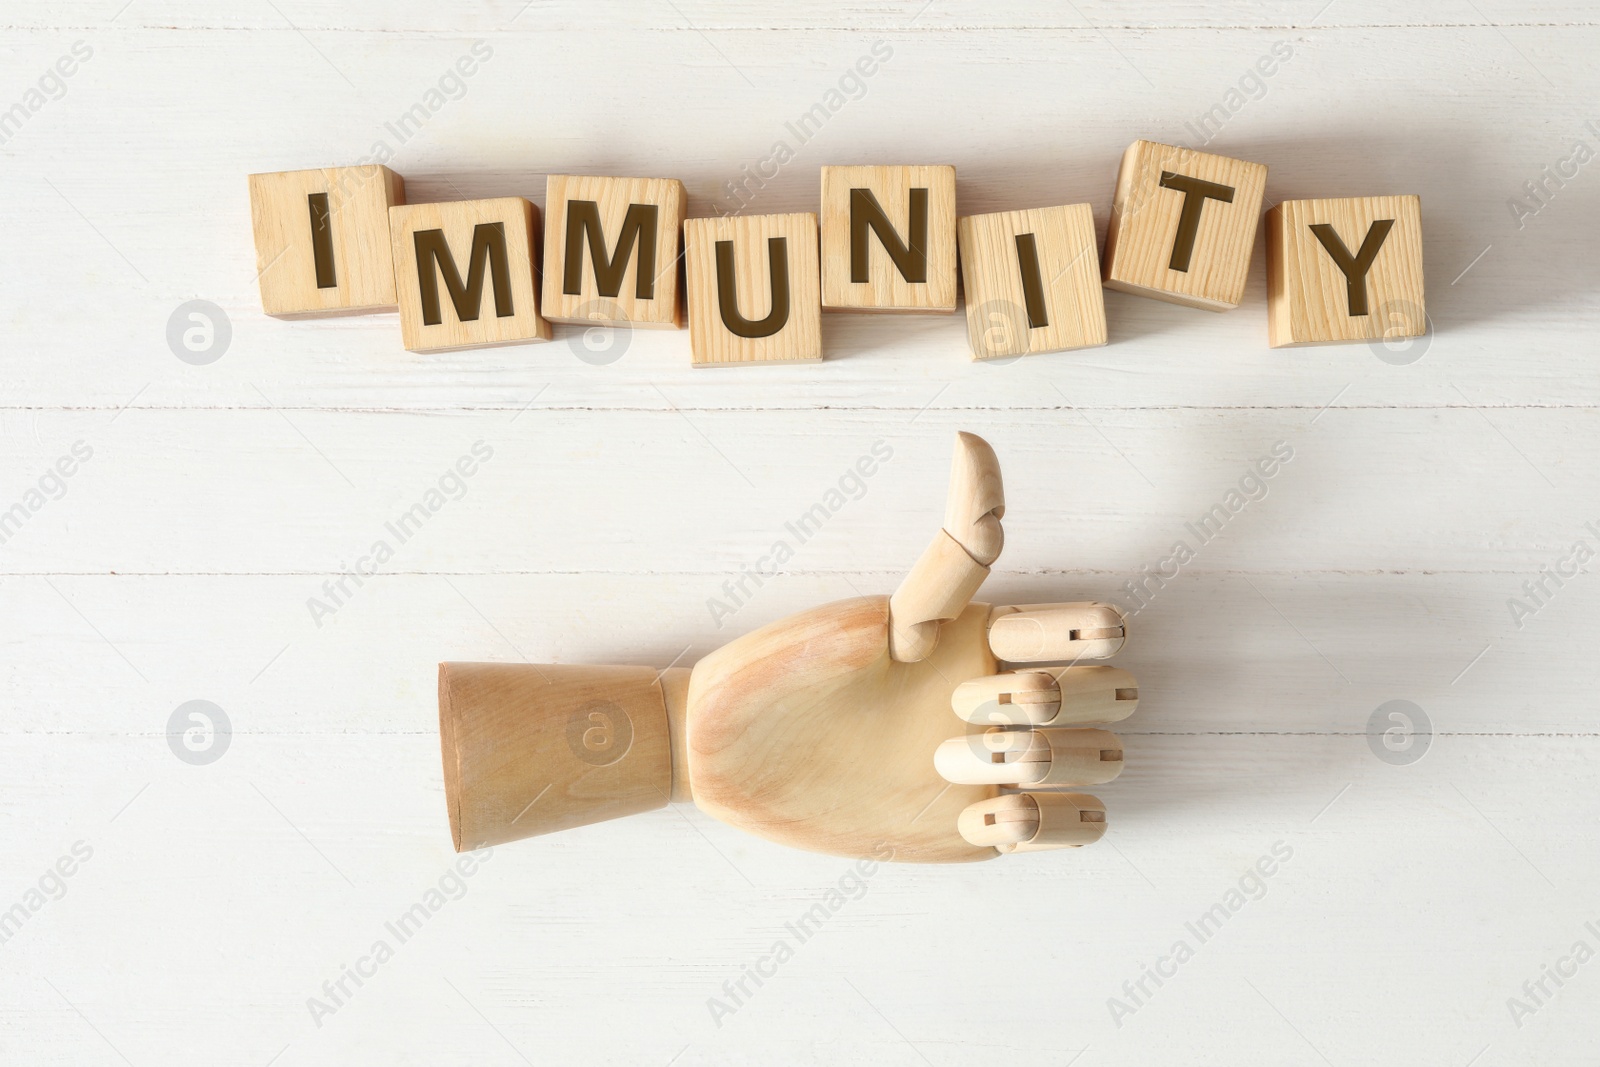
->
389 197 552 353
541 175 687 329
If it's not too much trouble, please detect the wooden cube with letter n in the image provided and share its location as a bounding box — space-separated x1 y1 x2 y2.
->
684 213 822 366
820 165 957 312
389 197 551 353
248 165 404 317
1102 140 1267 311
541 175 687 329
958 203 1106 360
1266 195 1425 347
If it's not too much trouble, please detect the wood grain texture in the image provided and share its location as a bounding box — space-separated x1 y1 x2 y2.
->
684 212 822 365
1102 140 1268 311
3 5 1597 1064
438 661 673 848
820 164 958 312
958 202 1107 358
688 596 1000 862
1267 194 1426 347
248 165 404 317
539 174 687 328
887 430 1000 659
389 196 552 352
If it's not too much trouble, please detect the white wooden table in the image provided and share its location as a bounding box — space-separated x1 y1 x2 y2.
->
3 3 1595 1063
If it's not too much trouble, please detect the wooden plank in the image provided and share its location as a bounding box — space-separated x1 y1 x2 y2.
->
0 729 1589 1062
10 2 1600 29
0 407 1589 574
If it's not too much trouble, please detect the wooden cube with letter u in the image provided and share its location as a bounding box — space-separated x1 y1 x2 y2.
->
541 174 687 329
1266 195 1425 347
684 213 822 366
388 197 551 353
820 165 957 312
248 165 405 317
1102 140 1267 311
958 203 1107 360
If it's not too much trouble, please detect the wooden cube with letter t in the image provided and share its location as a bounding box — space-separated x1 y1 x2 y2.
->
1102 140 1267 311
248 165 405 317
958 203 1107 360
541 175 687 328
1266 195 1425 347
389 197 551 353
684 213 822 366
820 165 957 312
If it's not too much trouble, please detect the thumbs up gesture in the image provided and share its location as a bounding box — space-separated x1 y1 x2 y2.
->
440 432 1137 862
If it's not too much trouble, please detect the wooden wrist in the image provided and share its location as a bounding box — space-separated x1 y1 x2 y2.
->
438 662 692 851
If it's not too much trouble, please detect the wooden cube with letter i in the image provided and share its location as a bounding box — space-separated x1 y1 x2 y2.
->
820 165 957 313
248 165 405 317
541 175 687 329
1266 195 1425 347
1102 140 1267 311
958 203 1107 359
388 197 551 353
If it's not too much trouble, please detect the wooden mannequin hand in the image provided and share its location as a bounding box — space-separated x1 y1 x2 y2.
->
439 432 1137 863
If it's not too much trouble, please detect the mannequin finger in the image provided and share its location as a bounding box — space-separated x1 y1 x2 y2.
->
957 792 1107 851
933 727 1124 787
951 665 1139 727
987 602 1126 662
888 432 1004 662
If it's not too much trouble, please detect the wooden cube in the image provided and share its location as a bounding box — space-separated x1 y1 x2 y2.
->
820 165 957 312
388 197 551 353
958 203 1107 360
540 175 687 329
1102 140 1267 311
1266 195 1425 348
248 165 404 317
684 213 822 367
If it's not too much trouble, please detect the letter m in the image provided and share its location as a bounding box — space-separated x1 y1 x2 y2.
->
563 200 659 300
413 222 514 326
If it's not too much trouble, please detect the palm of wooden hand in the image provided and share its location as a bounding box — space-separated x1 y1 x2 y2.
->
439 433 1138 863
688 596 1011 862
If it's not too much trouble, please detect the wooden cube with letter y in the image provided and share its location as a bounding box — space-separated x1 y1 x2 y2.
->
684 213 822 366
541 175 687 329
1102 140 1267 311
248 165 405 317
958 203 1106 360
389 197 551 353
1266 195 1425 347
820 165 957 312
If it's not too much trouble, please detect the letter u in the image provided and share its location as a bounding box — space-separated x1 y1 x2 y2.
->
715 237 790 338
